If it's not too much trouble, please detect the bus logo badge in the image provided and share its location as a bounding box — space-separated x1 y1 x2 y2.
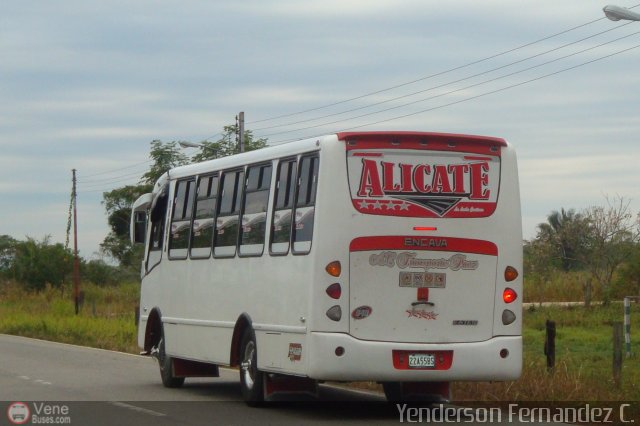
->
352 306 372 320
288 343 302 361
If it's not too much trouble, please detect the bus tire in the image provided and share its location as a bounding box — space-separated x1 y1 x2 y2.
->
239 328 264 405
158 330 185 388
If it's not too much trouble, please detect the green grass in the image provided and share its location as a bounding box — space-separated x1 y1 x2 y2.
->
454 303 640 401
0 280 139 353
0 279 638 401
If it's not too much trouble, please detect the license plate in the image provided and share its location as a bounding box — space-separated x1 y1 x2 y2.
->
399 272 446 288
408 353 436 368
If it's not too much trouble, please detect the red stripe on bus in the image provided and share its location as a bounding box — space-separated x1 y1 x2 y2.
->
351 152 384 157
338 131 506 156
349 236 498 256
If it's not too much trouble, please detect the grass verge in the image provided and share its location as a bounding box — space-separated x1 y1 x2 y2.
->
0 280 638 400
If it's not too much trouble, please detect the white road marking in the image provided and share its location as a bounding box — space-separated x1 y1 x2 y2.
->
109 402 166 417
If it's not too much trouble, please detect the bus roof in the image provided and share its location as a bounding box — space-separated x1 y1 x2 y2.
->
337 131 507 146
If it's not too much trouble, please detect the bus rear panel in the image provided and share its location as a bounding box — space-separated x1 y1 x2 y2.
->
306 132 522 382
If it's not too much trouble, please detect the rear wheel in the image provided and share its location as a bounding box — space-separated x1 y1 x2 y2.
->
239 328 264 405
157 330 185 388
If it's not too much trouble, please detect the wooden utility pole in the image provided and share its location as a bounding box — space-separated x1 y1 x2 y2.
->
238 111 245 153
72 169 80 314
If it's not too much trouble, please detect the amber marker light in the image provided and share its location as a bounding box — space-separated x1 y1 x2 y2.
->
326 261 341 277
504 266 519 282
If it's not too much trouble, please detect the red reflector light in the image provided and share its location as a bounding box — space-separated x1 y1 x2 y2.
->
326 261 341 277
413 226 438 231
326 283 342 299
505 266 519 282
503 287 517 303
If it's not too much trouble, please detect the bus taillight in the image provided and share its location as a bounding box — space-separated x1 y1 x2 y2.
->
503 287 517 304
326 283 342 299
326 261 341 277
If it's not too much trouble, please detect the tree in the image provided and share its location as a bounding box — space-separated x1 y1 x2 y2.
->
140 140 190 185
100 184 151 266
616 244 640 298
580 195 640 305
536 208 587 271
11 236 73 290
0 234 17 275
191 124 267 163
523 237 559 305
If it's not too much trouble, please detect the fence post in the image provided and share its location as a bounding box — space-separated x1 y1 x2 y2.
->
624 297 632 358
613 322 623 388
544 319 556 373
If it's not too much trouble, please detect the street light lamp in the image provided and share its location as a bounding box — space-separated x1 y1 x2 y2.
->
603 4 640 21
178 141 203 148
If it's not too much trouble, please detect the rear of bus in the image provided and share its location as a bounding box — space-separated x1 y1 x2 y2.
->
306 132 522 393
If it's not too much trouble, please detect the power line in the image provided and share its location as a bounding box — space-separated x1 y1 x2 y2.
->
259 29 640 140
248 14 611 125
253 22 634 136
78 168 148 185
80 174 146 189
78 159 153 179
269 41 640 145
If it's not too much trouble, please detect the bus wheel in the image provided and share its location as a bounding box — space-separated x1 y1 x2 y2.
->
158 331 185 388
239 328 264 405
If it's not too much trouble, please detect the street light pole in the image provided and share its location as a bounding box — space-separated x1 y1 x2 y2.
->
603 4 640 21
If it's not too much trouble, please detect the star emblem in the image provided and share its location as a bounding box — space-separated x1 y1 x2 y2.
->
399 202 410 211
372 200 383 210
385 202 397 210
358 200 370 209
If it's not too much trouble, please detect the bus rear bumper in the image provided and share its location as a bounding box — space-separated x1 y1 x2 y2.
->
306 332 522 382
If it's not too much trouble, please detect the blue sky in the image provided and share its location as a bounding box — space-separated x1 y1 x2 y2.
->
1 0 639 259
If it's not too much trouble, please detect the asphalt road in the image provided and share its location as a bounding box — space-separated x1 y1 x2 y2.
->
0 334 578 425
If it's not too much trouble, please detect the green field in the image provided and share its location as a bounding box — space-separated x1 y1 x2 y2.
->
0 280 638 401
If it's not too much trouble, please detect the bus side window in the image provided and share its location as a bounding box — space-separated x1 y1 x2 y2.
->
190 174 218 259
270 159 297 255
169 179 196 260
147 187 169 271
239 164 272 256
214 169 244 257
292 155 318 254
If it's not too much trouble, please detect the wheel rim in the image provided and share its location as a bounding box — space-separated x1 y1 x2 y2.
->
241 340 256 390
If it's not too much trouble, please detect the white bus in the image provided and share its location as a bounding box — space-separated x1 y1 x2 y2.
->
131 131 523 404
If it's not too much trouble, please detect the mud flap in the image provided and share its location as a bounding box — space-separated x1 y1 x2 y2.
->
264 374 318 401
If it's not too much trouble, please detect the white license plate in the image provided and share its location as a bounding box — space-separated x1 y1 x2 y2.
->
408 353 435 368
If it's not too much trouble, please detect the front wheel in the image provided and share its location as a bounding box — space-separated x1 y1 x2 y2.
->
239 328 264 405
158 331 185 388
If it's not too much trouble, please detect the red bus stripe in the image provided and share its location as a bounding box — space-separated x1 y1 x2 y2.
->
349 236 498 256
